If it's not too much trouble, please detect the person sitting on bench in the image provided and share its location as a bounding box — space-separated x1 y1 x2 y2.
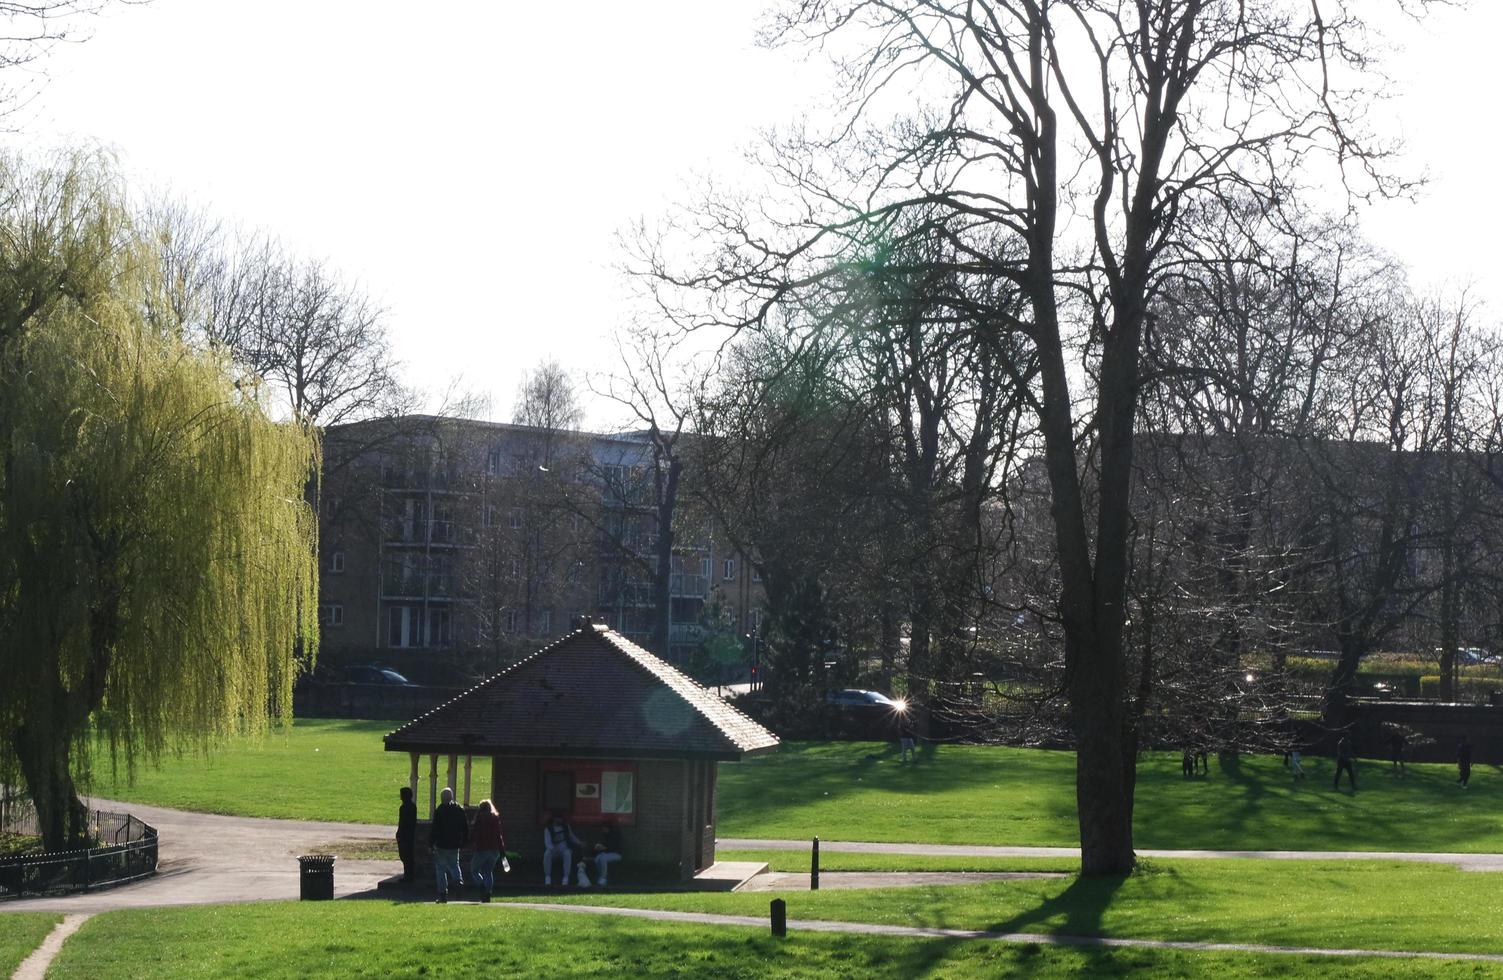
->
542 810 582 887
591 819 624 887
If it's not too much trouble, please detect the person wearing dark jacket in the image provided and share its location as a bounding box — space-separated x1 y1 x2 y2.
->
1333 735 1357 790
1459 734 1475 788
470 799 507 901
592 819 624 887
396 787 417 882
429 787 468 902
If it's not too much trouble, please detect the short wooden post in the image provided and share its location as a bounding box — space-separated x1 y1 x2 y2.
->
463 756 473 806
770 898 786 937
428 754 439 816
810 836 820 891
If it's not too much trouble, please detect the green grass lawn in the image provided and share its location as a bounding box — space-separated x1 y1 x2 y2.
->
0 912 60 977
90 719 490 823
89 720 1503 854
719 740 1503 851
513 859 1503 957
41 902 1501 979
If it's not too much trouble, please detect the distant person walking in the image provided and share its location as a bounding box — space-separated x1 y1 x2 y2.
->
430 787 468 902
396 787 417 883
470 799 506 902
899 716 917 763
1290 749 1304 779
1334 735 1357 790
1390 731 1407 775
1458 734 1474 789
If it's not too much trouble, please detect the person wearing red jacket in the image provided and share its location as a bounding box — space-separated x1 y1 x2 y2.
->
470 799 507 901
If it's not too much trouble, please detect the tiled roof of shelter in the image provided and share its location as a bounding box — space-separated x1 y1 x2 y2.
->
384 624 780 760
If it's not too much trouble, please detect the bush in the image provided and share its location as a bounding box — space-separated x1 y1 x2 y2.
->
1418 675 1500 701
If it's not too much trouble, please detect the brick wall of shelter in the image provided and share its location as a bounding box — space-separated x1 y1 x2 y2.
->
490 755 697 880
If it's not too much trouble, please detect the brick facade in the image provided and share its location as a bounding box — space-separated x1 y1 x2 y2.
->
487 755 716 879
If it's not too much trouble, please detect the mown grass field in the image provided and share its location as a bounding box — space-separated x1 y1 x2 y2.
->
505 859 1503 957
0 912 59 977
720 741 1503 850
90 719 490 824
90 720 1503 852
41 902 1503 979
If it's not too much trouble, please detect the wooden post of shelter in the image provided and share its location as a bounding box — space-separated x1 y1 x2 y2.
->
428 754 438 816
463 756 472 806
408 753 419 803
447 754 458 803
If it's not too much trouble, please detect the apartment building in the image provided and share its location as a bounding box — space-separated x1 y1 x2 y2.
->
315 415 765 681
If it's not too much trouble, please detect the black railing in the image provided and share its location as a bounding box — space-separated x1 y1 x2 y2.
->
0 799 159 899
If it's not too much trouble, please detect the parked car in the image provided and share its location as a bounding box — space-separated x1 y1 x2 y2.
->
344 665 415 686
822 689 908 738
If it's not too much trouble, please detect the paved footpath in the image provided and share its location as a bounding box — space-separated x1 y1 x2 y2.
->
0 799 394 915
720 838 1503 871
502 902 1503 965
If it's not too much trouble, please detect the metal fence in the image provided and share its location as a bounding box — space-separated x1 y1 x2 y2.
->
0 795 158 899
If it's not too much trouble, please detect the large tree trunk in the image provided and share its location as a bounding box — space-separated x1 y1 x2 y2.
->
12 721 90 851
1324 636 1367 729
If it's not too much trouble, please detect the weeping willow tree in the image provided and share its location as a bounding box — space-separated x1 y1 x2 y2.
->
0 151 320 850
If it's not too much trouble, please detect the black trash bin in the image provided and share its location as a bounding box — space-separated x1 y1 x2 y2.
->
298 854 335 900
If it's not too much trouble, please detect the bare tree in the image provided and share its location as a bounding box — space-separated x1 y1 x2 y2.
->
149 206 412 428
637 0 1423 874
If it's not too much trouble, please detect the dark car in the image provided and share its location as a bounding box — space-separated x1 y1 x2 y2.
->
822 688 907 738
345 665 415 686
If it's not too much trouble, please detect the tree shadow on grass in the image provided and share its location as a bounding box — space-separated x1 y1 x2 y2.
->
861 870 1134 977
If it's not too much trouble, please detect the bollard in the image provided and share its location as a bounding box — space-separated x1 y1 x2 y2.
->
771 898 787 937
811 836 820 891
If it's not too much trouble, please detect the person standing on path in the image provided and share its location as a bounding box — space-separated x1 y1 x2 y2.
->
470 799 506 901
1458 734 1474 789
1334 735 1357 790
430 787 468 902
396 787 417 882
899 716 917 763
1390 730 1407 775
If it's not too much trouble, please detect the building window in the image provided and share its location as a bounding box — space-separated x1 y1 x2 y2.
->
329 550 345 574
509 509 523 530
428 608 451 647
747 608 761 631
508 558 520 579
751 567 762 584
388 606 420 647
324 495 339 518
318 603 343 627
504 608 517 633
484 504 496 528
699 557 712 578
723 558 735 581
540 609 553 635
487 448 502 476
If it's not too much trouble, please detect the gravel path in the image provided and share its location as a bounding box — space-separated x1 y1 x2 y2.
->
0 799 395 915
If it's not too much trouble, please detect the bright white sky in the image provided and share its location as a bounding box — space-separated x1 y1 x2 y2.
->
11 1 1503 426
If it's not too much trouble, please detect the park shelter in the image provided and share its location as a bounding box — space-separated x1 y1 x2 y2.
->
383 620 779 880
